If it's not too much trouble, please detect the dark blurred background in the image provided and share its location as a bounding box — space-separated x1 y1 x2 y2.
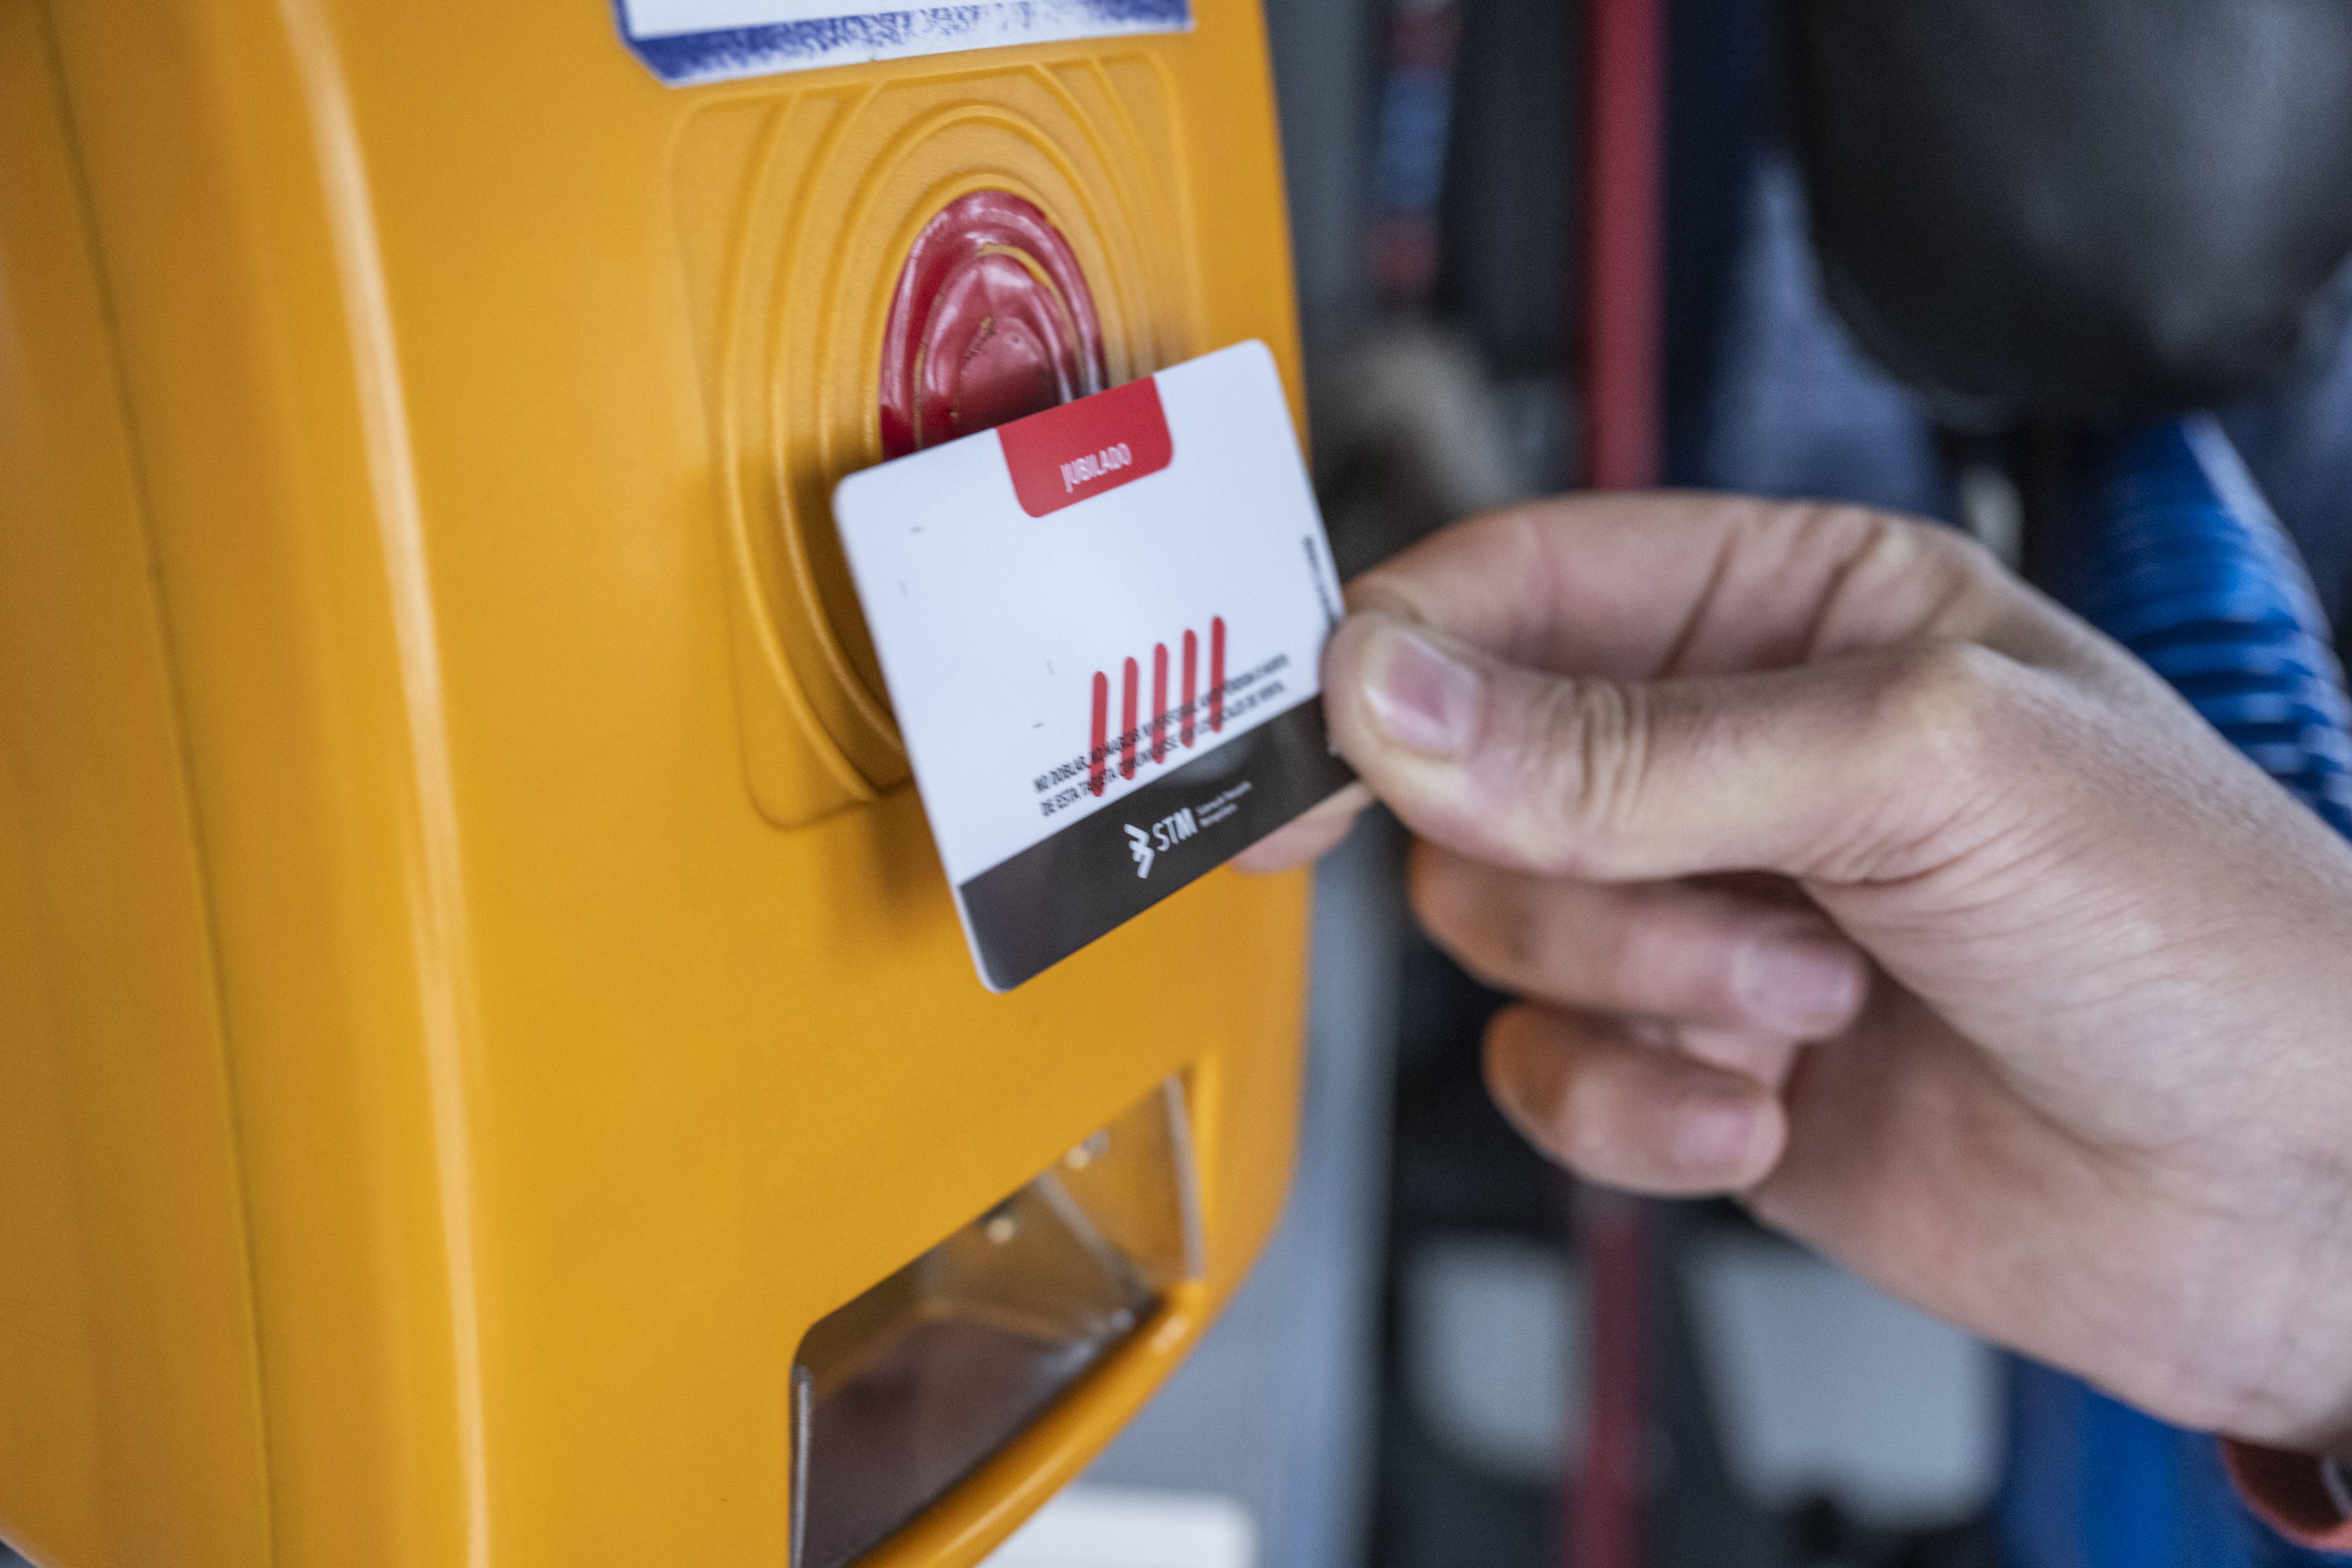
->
1060 2 2352 1566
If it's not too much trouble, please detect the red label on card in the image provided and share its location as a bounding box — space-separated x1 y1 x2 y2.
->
996 376 1175 517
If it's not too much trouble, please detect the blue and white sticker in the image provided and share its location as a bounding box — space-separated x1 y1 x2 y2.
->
615 0 1192 85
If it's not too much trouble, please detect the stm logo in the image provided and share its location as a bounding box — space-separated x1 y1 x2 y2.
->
1123 807 1199 877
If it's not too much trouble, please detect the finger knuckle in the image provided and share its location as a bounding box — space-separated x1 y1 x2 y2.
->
1908 514 2002 577
1781 505 2014 654
1859 641 2042 854
1506 677 1651 875
1876 640 2014 771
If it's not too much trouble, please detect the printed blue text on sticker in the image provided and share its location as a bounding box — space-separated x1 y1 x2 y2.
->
614 0 1193 85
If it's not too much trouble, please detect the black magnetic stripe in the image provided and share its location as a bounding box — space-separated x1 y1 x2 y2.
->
957 697 1356 991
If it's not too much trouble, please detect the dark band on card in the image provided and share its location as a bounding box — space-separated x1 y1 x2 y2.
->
957 698 1356 991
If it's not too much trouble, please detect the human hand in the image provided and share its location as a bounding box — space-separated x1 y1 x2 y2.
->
1246 492 2352 1454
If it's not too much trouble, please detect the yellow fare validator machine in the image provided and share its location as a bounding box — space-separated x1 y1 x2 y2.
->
0 0 1316 1563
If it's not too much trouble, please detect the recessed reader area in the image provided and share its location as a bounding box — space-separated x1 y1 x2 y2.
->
791 1078 1203 1568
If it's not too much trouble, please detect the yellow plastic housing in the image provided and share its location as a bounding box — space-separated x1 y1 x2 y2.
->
0 1 1311 1564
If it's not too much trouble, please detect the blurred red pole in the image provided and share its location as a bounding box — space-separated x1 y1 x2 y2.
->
1581 0 1664 490
1567 0 1663 1565
1566 1185 1648 1568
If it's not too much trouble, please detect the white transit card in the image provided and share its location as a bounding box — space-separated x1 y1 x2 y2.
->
835 340 1354 992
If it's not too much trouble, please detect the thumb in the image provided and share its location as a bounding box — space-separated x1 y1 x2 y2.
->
1323 608 2026 887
